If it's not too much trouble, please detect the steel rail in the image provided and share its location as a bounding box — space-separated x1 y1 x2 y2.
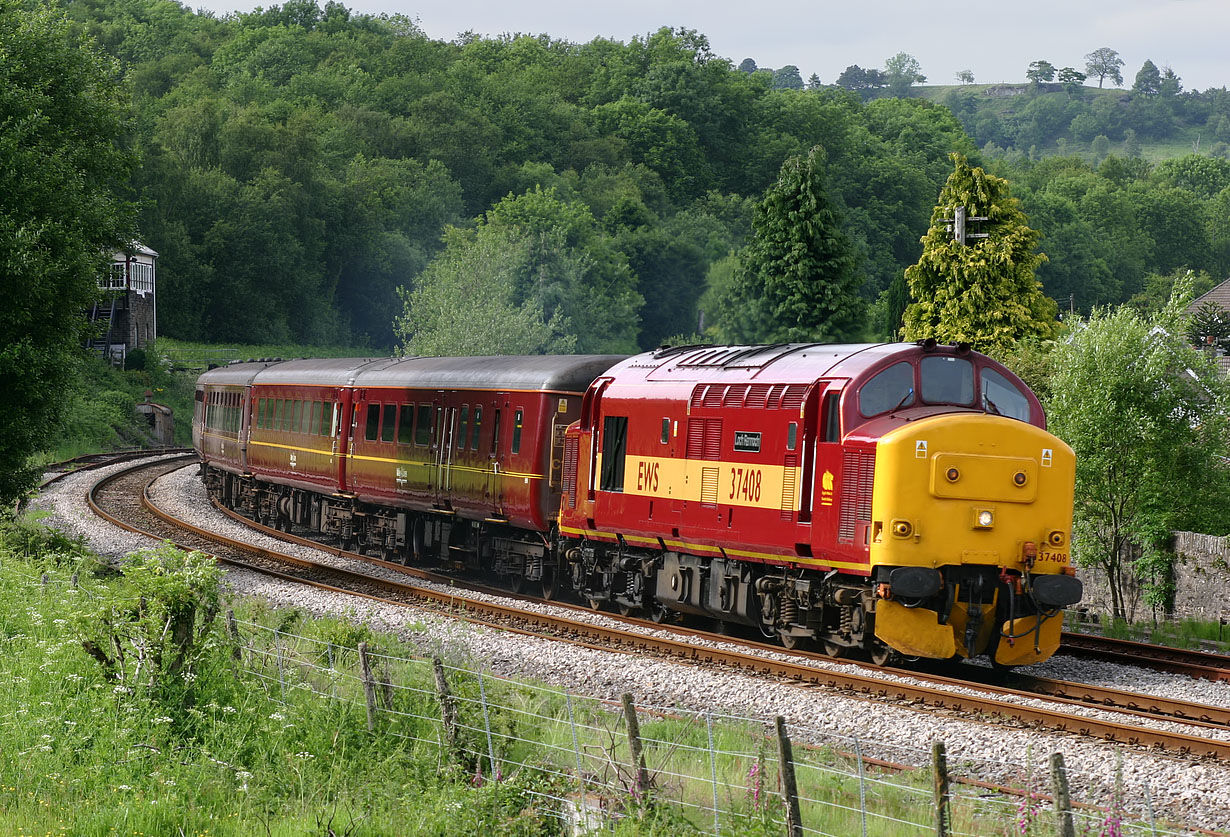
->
77 456 1230 761
1060 632 1230 682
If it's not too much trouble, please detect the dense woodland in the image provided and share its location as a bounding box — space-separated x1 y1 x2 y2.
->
41 0 1230 354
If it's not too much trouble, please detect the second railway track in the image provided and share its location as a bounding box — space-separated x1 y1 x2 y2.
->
79 454 1230 763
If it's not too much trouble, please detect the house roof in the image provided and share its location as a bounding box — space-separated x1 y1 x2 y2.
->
1185 276 1230 316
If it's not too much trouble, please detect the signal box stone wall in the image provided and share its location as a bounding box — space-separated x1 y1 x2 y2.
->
1076 532 1230 621
1170 532 1230 619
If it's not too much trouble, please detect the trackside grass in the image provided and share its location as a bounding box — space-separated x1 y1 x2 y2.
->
0 514 1177 835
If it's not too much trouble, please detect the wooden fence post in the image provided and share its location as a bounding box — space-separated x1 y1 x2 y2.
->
433 656 457 757
621 693 650 800
358 642 377 732
932 740 950 837
1050 752 1075 837
226 609 241 661
775 716 803 837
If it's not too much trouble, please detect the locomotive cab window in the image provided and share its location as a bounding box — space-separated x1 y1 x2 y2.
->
859 362 915 417
660 418 670 444
599 416 628 492
920 356 974 406
980 367 1031 421
824 392 841 442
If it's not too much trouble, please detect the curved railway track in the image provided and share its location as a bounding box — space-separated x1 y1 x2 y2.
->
77 454 1230 763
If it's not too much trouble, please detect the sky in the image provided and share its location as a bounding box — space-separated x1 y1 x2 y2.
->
190 0 1230 92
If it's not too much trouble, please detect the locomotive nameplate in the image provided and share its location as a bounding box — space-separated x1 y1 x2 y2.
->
733 431 761 452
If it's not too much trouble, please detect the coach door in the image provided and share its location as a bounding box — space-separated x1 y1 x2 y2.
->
432 398 456 507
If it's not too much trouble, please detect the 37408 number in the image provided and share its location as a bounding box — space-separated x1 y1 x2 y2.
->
728 467 762 503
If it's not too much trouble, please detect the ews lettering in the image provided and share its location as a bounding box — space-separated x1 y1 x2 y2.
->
637 461 660 492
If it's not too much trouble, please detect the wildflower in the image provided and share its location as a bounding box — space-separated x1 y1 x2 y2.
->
115 785 131 792
268 712 285 721
152 717 173 725
221 706 237 714
234 771 252 781
294 752 313 760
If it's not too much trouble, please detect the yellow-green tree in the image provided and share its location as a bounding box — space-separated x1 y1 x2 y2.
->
902 154 1058 355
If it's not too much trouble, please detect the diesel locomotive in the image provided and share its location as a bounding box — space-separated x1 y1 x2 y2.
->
194 342 1081 667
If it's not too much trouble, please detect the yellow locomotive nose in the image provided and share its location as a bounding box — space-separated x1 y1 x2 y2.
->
868 414 1076 664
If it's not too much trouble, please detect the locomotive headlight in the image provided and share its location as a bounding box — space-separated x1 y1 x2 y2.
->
1047 530 1066 547
974 509 994 529
1013 471 1028 487
945 467 960 482
891 519 913 538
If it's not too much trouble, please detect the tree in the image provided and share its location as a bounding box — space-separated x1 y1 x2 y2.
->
883 52 925 97
1091 134 1111 161
1057 67 1087 100
836 64 884 96
956 69 974 85
1160 66 1182 98
715 146 864 343
1047 284 1230 618
1133 59 1161 96
394 226 577 357
738 57 757 74
772 65 804 91
902 154 1058 355
1084 47 1124 88
0 3 136 503
1026 60 1056 85
1186 300 1230 354
806 73 822 90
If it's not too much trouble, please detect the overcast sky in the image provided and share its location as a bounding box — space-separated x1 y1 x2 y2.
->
190 0 1230 92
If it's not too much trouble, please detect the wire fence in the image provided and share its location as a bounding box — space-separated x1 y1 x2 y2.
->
224 613 1197 836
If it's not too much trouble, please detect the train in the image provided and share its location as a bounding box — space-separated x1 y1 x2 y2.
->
193 342 1082 668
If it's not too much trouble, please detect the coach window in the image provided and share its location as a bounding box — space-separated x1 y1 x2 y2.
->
397 405 414 445
365 403 380 442
787 422 798 451
471 407 482 450
307 401 319 436
660 418 670 444
380 404 396 443
298 401 310 434
599 416 628 492
415 405 433 446
920 356 974 406
457 406 469 450
512 410 523 454
859 362 915 417
283 399 294 432
980 367 1031 421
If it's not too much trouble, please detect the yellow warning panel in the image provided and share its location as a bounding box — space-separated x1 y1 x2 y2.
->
994 614 1063 667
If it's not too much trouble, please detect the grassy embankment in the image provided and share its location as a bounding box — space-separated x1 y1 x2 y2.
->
0 513 1116 836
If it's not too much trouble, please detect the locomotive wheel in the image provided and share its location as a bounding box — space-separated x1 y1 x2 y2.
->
587 598 603 611
648 602 670 623
508 573 525 595
870 643 901 667
616 603 634 617
821 639 846 659
778 630 805 651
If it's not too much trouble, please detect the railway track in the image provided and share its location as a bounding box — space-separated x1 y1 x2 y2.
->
80 454 1230 763
1060 632 1230 683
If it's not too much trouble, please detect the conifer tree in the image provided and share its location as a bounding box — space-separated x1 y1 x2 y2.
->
717 146 864 343
902 154 1057 355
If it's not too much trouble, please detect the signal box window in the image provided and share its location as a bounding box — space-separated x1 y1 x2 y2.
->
415 405 433 446
365 404 380 441
920 356 974 406
599 416 628 492
512 410 523 454
471 407 482 450
859 362 915 417
980 367 1031 421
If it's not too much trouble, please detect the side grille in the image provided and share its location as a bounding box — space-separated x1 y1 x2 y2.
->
781 454 798 520
562 435 579 508
838 448 875 542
